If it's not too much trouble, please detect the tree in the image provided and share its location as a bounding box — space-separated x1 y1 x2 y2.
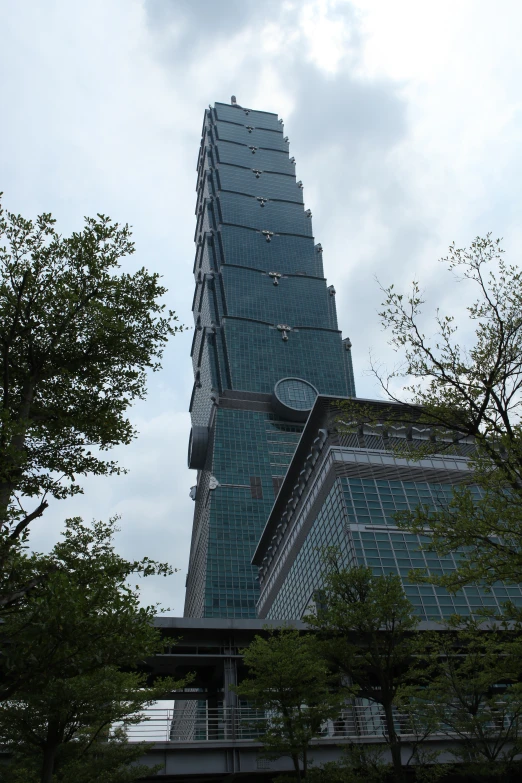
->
0 516 188 782
0 196 182 607
233 627 343 782
0 668 170 783
408 615 522 780
0 516 172 700
337 236 522 588
306 563 430 780
288 744 390 783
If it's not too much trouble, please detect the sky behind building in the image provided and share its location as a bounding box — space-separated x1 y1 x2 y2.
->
1 0 522 614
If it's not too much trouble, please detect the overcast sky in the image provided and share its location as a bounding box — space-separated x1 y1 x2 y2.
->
2 0 522 615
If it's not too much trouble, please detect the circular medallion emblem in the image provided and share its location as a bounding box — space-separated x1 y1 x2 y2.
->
271 378 318 422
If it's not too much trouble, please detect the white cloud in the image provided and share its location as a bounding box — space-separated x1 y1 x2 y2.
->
298 0 359 74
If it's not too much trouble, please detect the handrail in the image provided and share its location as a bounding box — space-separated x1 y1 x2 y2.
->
121 702 517 744
121 704 436 744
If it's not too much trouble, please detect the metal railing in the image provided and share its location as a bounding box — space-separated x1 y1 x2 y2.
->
121 708 175 743
123 705 433 744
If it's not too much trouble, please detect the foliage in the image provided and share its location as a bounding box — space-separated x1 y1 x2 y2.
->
0 196 182 607
336 236 522 588
273 744 448 783
408 614 522 778
0 516 187 782
0 516 172 700
306 562 429 778
0 669 167 783
233 627 343 782
396 484 522 591
303 744 390 783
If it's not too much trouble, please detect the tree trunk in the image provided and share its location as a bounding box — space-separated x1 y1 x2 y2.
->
0 381 34 522
382 700 402 775
41 743 57 783
41 719 60 783
292 753 302 782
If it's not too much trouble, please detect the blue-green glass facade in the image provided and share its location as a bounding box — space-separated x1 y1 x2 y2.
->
264 475 522 621
255 416 522 621
184 102 355 618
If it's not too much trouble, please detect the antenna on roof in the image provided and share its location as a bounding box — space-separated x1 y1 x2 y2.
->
231 95 237 105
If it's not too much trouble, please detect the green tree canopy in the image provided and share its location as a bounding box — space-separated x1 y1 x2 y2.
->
233 627 343 782
0 516 186 783
0 668 169 783
408 614 522 779
306 563 423 778
337 236 522 588
0 516 172 700
0 197 182 606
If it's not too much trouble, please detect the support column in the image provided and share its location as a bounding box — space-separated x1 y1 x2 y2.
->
223 638 238 740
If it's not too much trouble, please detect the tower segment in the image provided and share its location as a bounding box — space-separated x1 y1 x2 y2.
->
184 100 355 618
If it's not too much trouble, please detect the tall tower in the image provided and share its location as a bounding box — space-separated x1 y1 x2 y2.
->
184 100 355 618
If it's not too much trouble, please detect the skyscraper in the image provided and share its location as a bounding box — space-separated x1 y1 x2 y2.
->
184 100 355 618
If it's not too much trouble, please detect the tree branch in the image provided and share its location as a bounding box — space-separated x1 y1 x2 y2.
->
8 499 49 541
0 572 51 609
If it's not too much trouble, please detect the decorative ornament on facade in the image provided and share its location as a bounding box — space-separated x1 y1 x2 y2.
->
316 243 323 253
283 136 289 143
268 271 282 286
297 180 304 189
328 285 336 296
252 168 263 178
278 118 284 124
249 146 258 154
261 230 274 242
189 486 197 501
305 209 312 218
276 324 293 341
208 475 220 490
246 125 254 133
290 157 296 164
256 197 268 207
271 377 318 422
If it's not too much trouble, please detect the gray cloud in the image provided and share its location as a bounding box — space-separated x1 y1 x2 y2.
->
2 0 522 612
146 0 260 33
144 0 282 59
